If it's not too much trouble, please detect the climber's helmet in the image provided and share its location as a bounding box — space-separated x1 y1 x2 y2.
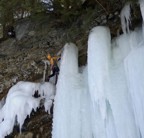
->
47 54 51 60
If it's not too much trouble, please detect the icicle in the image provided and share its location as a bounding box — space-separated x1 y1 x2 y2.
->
139 0 144 21
124 44 144 138
88 26 111 138
139 0 144 37
88 26 111 120
52 43 83 138
42 60 49 82
120 2 131 34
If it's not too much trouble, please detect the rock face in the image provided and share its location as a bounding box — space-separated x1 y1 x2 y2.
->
9 108 53 138
0 17 65 138
0 19 63 96
0 7 124 96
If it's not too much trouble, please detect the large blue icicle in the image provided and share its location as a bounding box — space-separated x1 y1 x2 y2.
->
88 26 113 138
88 26 111 118
52 43 82 138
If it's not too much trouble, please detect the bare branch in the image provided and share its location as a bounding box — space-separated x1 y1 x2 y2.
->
95 0 109 14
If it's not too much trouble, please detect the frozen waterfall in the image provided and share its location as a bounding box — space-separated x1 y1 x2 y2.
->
52 25 144 138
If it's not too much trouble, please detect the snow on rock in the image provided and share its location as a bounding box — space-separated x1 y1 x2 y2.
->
39 82 56 114
0 91 41 137
44 100 53 114
7 81 40 97
0 81 56 138
39 82 55 99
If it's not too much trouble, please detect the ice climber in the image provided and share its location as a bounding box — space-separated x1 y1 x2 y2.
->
46 53 60 84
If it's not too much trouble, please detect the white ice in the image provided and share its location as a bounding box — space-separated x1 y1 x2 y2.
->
0 81 56 138
52 24 144 138
125 41 144 137
52 43 92 138
120 2 131 34
1 3 144 138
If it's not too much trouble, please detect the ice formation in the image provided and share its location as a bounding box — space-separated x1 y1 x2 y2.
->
0 81 55 138
52 3 144 137
120 2 131 34
1 2 144 138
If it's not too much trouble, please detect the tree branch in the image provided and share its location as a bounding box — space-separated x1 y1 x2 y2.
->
95 0 109 14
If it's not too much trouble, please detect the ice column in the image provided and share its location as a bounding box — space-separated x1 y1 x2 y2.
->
52 43 82 138
88 26 112 138
125 43 144 138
